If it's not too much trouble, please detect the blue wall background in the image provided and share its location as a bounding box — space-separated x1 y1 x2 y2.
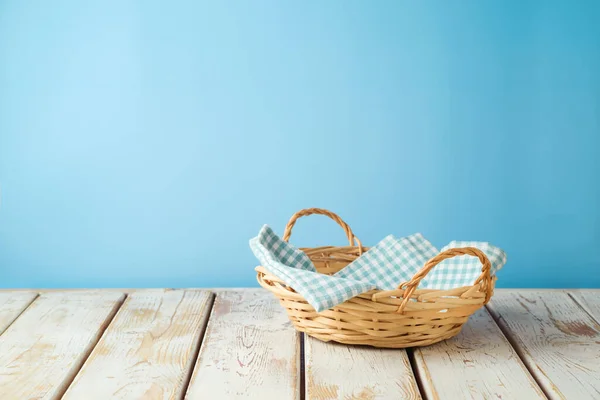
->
1 1 599 289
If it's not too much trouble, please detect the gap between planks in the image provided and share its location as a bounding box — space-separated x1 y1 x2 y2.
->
568 290 600 326
0 292 127 399
185 289 302 399
406 349 429 400
179 292 217 399
483 291 565 400
55 293 128 399
0 290 218 400
0 292 39 336
486 290 577 400
487 290 600 400
412 306 545 400
300 333 306 400
63 290 216 400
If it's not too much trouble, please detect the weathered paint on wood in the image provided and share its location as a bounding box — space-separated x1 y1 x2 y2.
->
63 290 213 400
413 308 545 400
305 335 421 400
570 290 600 323
185 290 300 400
488 290 600 400
0 292 37 335
0 292 124 399
0 288 597 399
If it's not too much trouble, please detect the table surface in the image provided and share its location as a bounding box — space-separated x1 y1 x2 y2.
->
0 288 598 399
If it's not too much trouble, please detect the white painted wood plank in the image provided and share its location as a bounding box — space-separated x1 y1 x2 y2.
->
570 290 600 323
488 290 600 400
0 287 252 293
62 290 213 400
0 292 37 335
0 292 125 399
306 336 421 400
185 289 300 400
413 308 545 400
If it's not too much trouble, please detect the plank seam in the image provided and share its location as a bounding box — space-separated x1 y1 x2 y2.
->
484 303 551 400
56 292 129 399
567 291 600 326
0 293 39 337
178 291 217 400
300 333 305 400
406 348 430 400
182 290 224 399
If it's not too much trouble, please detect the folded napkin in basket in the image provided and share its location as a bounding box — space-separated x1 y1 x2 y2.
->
421 241 507 290
334 234 438 290
251 226 507 312
250 225 375 312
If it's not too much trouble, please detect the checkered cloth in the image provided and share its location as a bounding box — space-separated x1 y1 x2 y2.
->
250 225 375 311
334 234 438 290
250 225 315 272
421 241 507 290
251 225 506 312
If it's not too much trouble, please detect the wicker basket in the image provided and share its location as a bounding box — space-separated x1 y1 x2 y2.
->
256 208 495 348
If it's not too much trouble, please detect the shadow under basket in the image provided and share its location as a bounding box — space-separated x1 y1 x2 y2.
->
256 208 496 348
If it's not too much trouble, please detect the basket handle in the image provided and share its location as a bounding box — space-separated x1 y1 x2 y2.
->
396 247 493 313
282 208 362 250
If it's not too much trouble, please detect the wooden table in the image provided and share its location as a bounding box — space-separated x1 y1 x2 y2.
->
0 289 598 399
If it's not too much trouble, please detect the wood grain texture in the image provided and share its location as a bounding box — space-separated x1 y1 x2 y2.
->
570 290 600 323
185 290 300 400
63 290 213 400
0 292 37 335
413 308 545 400
0 292 124 399
0 288 250 293
488 290 600 400
306 336 421 400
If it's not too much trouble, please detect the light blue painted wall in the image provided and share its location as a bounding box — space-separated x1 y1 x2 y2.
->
1 1 599 289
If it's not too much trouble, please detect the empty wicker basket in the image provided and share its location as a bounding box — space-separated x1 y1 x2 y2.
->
256 208 495 348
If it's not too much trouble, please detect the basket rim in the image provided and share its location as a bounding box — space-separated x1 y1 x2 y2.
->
259 207 497 347
256 266 496 314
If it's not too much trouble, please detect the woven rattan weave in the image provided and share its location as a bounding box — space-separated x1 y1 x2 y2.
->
256 208 494 348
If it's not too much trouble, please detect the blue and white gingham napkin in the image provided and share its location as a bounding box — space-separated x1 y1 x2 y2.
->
251 225 506 312
421 241 507 290
250 225 315 272
334 234 438 290
250 225 375 311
